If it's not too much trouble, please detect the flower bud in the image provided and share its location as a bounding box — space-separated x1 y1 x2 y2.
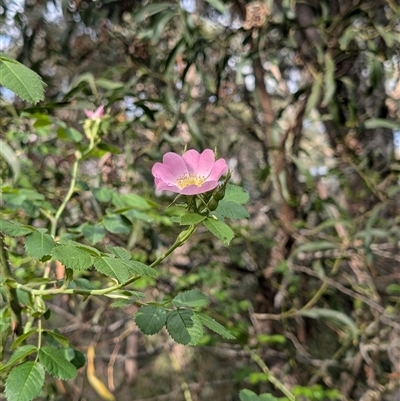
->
212 185 226 201
207 198 219 211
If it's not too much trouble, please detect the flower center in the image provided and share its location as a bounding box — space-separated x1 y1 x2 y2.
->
176 173 206 189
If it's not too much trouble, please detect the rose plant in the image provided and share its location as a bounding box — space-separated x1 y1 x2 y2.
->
0 64 250 401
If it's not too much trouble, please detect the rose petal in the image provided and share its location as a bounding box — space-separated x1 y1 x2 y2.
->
207 158 228 181
152 162 182 184
181 149 201 174
182 149 215 177
162 152 188 178
94 105 104 118
154 180 182 193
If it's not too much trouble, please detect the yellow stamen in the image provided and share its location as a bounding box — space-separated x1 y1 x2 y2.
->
176 173 206 189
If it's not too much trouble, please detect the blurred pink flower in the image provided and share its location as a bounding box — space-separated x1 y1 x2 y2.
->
152 149 228 195
84 105 104 120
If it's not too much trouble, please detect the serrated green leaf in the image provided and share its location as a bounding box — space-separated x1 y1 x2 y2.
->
1 345 37 371
122 259 158 278
223 184 249 204
166 309 204 345
0 53 46 104
197 313 235 340
103 214 132 235
58 239 101 257
121 193 151 210
94 256 130 283
5 361 45 401
25 231 55 259
215 200 249 220
0 219 34 237
135 305 167 335
38 346 77 380
173 289 210 308
180 213 206 225
81 223 106 245
259 394 280 401
52 245 94 271
203 217 234 245
107 246 131 260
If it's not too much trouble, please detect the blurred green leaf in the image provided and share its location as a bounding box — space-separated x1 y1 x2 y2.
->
298 308 358 339
80 223 106 245
0 139 20 182
180 213 206 225
134 3 175 22
363 118 399 130
103 214 131 235
0 345 37 371
197 313 235 340
173 289 210 308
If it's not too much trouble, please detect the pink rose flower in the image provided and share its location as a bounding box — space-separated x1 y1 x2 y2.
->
84 105 104 120
152 149 228 195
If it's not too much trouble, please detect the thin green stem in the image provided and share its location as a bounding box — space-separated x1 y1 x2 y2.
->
16 224 198 297
51 154 80 238
245 345 295 400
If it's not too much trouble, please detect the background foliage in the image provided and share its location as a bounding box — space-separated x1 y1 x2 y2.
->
1 0 400 400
